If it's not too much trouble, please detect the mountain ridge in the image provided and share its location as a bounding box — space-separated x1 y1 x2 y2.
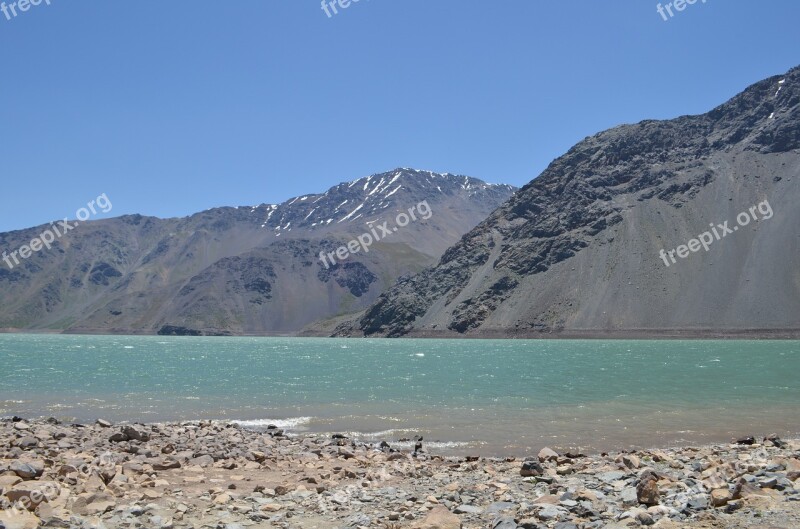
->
337 65 800 338
0 169 516 335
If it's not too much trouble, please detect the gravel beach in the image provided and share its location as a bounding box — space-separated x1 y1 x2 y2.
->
1 417 799 529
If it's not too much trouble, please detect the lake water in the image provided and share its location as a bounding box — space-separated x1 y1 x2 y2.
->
1 334 798 456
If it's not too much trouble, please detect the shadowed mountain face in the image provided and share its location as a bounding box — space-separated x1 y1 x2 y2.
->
0 170 516 335
342 66 800 338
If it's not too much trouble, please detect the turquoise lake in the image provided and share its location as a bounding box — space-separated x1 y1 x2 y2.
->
1 334 798 455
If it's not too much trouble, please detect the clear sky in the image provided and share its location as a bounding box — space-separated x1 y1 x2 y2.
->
1 0 799 232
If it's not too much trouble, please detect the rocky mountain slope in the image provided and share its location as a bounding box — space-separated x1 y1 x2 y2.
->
341 66 800 337
0 170 515 335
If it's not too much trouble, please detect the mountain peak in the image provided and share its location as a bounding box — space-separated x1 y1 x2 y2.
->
238 169 516 234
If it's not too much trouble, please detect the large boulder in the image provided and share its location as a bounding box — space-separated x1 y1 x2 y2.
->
0 510 41 529
636 475 660 506
0 475 22 490
520 459 544 477
121 425 149 442
9 461 43 480
538 447 559 462
4 481 61 510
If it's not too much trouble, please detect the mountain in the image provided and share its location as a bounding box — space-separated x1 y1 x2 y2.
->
0 169 516 335
340 66 800 338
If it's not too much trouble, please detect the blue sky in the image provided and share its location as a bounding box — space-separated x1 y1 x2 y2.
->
1 0 799 232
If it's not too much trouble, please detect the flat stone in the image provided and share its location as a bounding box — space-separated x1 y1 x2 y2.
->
537 504 566 521
598 471 625 483
190 455 214 467
152 459 181 471
71 492 116 516
454 504 483 514
533 494 560 505
213 493 232 505
411 506 461 529
620 454 640 469
492 516 518 529
711 488 731 507
486 502 518 514
620 487 638 505
554 523 579 529
688 494 709 510
15 437 38 449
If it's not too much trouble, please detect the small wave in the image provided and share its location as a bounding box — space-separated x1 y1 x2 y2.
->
124 346 134 349
232 417 313 429
342 429 472 451
347 428 421 440
391 440 472 450
414 353 425 357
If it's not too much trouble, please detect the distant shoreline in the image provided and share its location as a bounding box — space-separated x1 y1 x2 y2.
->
2 328 800 339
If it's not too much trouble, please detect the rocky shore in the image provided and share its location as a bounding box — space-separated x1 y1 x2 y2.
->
1 418 798 529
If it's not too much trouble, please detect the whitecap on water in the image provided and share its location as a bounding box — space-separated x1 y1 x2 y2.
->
346 428 421 440
391 439 472 451
232 417 313 429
